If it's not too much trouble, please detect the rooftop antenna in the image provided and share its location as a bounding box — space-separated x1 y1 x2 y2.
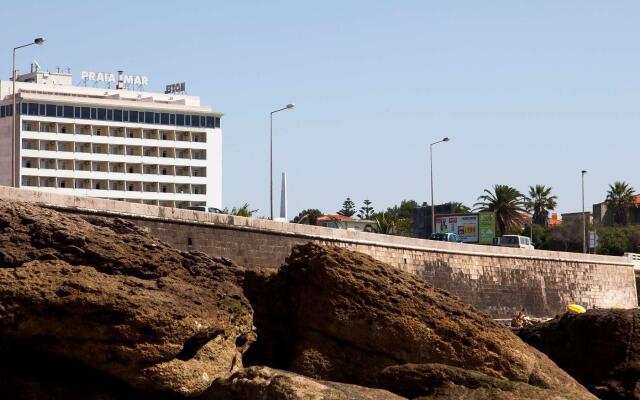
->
32 60 41 72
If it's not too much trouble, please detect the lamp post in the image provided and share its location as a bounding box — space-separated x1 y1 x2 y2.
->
430 137 450 234
269 103 295 220
582 170 587 253
12 37 45 187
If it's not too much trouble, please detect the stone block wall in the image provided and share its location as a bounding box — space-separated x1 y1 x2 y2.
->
0 186 635 319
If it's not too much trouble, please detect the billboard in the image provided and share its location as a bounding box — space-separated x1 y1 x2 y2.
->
478 211 496 244
435 214 479 243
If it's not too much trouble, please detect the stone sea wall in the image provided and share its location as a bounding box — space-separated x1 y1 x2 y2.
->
0 186 635 318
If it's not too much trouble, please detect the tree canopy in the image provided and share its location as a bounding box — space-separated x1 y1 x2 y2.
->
291 209 323 225
474 185 528 236
524 184 558 226
357 199 375 220
605 181 636 225
337 197 356 217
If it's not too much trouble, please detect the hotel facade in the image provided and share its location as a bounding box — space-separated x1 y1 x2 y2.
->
0 69 222 208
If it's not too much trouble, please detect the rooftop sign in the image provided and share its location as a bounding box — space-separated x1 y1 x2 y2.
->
165 82 186 94
81 71 149 87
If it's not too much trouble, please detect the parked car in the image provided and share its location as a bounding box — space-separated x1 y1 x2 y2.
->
493 235 534 250
429 232 463 242
186 206 224 214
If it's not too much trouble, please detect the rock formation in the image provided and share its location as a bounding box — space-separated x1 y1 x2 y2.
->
203 366 405 399
0 200 254 397
519 308 640 400
0 199 598 399
241 243 595 399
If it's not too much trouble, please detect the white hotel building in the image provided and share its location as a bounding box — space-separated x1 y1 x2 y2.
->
0 70 222 208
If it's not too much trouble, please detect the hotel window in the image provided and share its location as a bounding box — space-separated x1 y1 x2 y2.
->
154 113 160 124
176 114 184 126
145 112 153 124
75 107 81 118
63 106 73 118
123 110 129 122
39 104 45 115
97 108 106 120
91 108 97 119
45 104 56 117
161 113 169 125
57 106 63 117
27 103 37 116
107 109 113 120
170 114 175 124
81 107 90 119
185 115 191 126
130 111 138 123
114 109 123 122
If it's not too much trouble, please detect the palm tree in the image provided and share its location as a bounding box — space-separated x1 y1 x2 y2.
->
524 185 558 226
605 181 636 225
474 185 528 236
223 203 258 217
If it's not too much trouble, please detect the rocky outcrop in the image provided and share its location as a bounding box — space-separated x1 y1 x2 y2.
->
0 200 254 397
519 308 640 400
241 243 594 399
379 363 590 400
203 366 406 399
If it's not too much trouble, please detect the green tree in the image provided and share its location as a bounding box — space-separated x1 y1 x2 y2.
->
357 199 375 220
223 203 258 217
372 199 418 237
374 212 397 234
524 185 558 226
474 185 528 237
605 181 636 225
337 197 356 217
448 201 471 214
291 209 323 225
597 227 630 255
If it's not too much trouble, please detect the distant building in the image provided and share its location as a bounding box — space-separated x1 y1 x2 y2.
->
592 195 640 227
412 203 456 238
0 68 222 208
548 212 561 226
316 214 376 232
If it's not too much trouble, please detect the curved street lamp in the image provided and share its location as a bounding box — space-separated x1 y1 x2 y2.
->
269 103 295 219
12 37 46 187
430 137 450 234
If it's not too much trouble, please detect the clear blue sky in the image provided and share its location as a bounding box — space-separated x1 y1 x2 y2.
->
2 1 638 218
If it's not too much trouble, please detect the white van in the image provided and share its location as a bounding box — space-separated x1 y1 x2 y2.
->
493 235 534 250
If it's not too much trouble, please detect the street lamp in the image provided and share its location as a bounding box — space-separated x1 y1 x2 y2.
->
430 137 450 234
582 170 587 253
269 103 295 220
12 37 45 187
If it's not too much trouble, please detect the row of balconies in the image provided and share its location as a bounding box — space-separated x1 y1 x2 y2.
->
22 139 207 160
21 158 206 177
23 121 208 143
21 176 207 195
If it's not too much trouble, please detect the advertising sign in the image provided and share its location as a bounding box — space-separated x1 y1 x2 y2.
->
478 211 496 244
435 214 478 243
589 231 598 249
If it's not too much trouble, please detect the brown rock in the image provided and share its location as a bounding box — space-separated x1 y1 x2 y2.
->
519 308 640 400
242 243 594 399
202 366 406 400
0 200 254 396
380 363 590 400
